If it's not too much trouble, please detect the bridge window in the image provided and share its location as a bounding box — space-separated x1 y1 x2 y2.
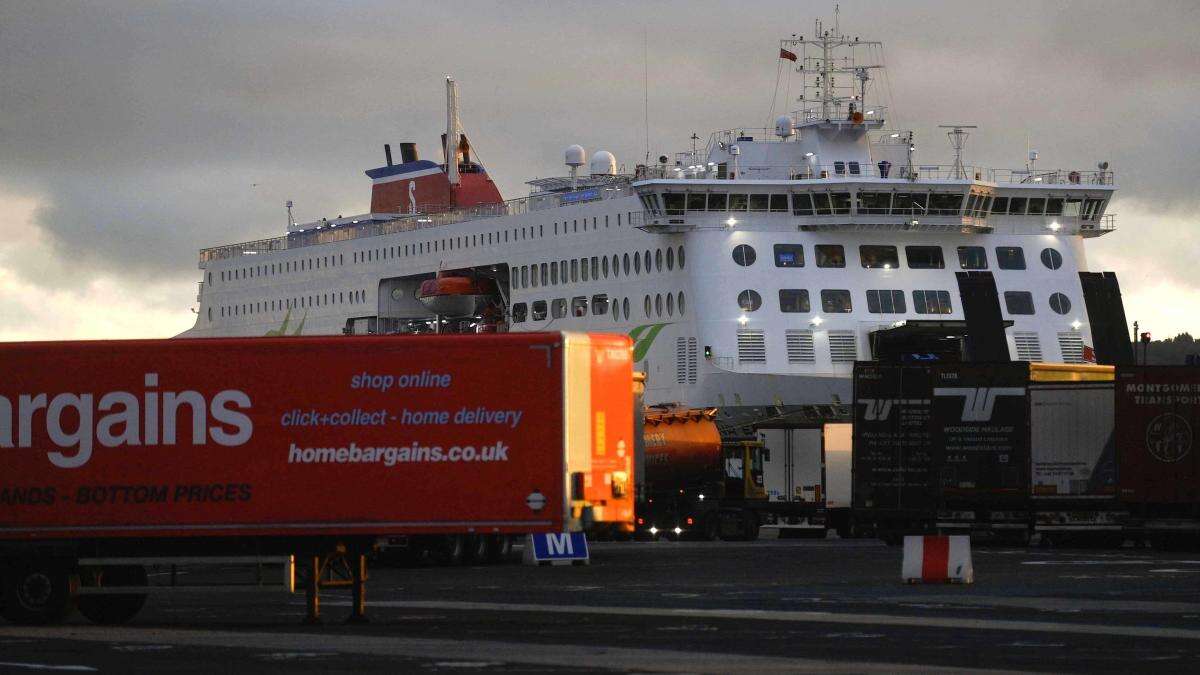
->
821 289 853 313
732 244 756 267
774 244 804 267
779 289 811 313
996 246 1026 270
592 295 609 315
816 245 845 268
749 194 770 212
912 290 953 314
866 289 906 314
737 289 762 312
928 193 964 215
531 301 547 321
957 246 988 270
792 193 814 216
905 246 945 269
1045 198 1064 216
1027 197 1046 215
663 193 685 215
830 192 852 214
857 192 892 215
1007 197 1027 215
860 245 899 269
687 194 707 211
708 193 728 211
1049 292 1072 315
1004 291 1035 315
770 194 789 212
1041 248 1063 270
729 194 749 211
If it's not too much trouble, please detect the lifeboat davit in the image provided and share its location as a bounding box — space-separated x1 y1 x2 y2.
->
417 272 497 317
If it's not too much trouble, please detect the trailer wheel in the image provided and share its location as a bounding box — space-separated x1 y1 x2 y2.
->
487 535 514 563
466 535 491 563
742 511 761 541
77 565 148 625
699 514 720 541
433 534 467 566
1 559 75 625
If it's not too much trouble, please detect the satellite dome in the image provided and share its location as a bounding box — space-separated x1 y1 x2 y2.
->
565 144 586 168
775 115 795 138
590 150 617 176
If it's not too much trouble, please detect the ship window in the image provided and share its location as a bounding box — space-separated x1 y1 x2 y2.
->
708 193 728 211
928 193 964 215
958 246 988 269
737 289 762 312
996 246 1026 270
979 196 994 216
749 194 770 212
678 246 685 269
830 192 852 214
1062 198 1082 217
732 244 757 267
965 194 978 215
592 294 609 315
779 289 811 313
530 265 539 288
1049 292 1071 315
655 249 663 271
1083 198 1105 220
912 290 953 315
521 266 529 287
552 298 568 319
866 289 906 314
531 301 547 321
729 194 749 211
678 291 686 315
1004 291 1035 315
663 193 685 215
811 193 832 215
634 252 642 274
769 194 789 212
655 293 663 316
512 303 527 323
686 194 707 211
1041 248 1063 270
991 196 1009 214
572 296 588 317
624 253 631 275
860 245 899 269
644 250 652 273
1045 198 1064 216
618 213 623 226
848 161 861 175
1007 197 1027 215
609 255 616 277
623 297 630 319
792 193 814 216
551 262 559 285
1027 197 1046 215
575 258 584 282
821 289 853 313
834 161 846 175
666 292 674 316
774 244 804 267
816 244 845 268
644 295 652 317
591 256 599 279
857 192 892 215
666 247 674 270
540 263 548 286
905 246 945 269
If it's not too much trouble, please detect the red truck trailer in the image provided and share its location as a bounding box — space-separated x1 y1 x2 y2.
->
0 332 634 624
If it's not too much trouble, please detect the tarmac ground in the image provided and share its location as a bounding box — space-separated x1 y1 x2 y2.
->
2 536 1199 673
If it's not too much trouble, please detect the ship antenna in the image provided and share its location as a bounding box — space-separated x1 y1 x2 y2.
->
286 200 295 228
643 27 650 165
939 124 977 180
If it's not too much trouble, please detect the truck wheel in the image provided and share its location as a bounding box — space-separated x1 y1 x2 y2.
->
1 559 75 625
700 514 720 541
433 534 466 566
77 565 147 625
487 535 514 563
743 511 761 541
467 535 491 563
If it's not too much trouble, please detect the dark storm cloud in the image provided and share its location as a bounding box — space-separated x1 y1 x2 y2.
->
1 1 1197 293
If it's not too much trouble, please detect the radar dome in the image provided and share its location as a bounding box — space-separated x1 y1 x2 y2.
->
565 144 586 168
590 150 617 176
775 115 795 138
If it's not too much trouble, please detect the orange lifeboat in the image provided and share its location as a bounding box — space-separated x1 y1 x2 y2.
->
417 271 497 317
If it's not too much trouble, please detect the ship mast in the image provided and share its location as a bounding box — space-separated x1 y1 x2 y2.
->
445 76 461 189
783 18 884 123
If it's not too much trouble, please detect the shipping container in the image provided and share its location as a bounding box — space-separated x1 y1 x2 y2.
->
0 332 634 624
1116 366 1200 541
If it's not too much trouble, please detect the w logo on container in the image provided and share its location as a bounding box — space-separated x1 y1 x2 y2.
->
858 399 929 421
934 387 1025 422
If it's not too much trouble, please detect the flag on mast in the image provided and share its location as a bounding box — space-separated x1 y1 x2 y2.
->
779 48 798 62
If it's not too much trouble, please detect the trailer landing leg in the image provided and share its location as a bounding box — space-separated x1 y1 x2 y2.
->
300 548 370 625
303 555 321 625
347 553 369 624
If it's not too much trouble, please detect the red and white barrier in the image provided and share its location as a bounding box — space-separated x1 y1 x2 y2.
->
902 535 974 584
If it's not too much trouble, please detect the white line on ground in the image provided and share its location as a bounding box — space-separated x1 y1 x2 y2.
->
0 663 97 672
0 627 1019 674
317 599 1200 641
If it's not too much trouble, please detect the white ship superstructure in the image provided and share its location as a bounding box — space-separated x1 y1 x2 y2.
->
183 22 1120 431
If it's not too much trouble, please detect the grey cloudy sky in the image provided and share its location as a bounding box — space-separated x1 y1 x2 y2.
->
1 0 1197 339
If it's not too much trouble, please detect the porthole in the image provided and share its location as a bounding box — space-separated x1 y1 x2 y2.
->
678 291 686 315
1041 248 1063 270
667 247 675 270
678 246 686 269
602 256 609 278
655 249 663 272
737 289 762 312
732 244 756 266
624 253 631 275
655 293 663 317
622 297 630 319
207 307 212 322
634 253 642 274
666 292 674 316
614 298 621 322
1049 292 1072 315
644 250 652 272
612 254 619 277
644 295 652 317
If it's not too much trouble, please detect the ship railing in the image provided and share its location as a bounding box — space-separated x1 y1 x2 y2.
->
637 162 1115 185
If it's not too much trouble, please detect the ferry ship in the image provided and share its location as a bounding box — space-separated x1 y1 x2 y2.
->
182 21 1127 433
